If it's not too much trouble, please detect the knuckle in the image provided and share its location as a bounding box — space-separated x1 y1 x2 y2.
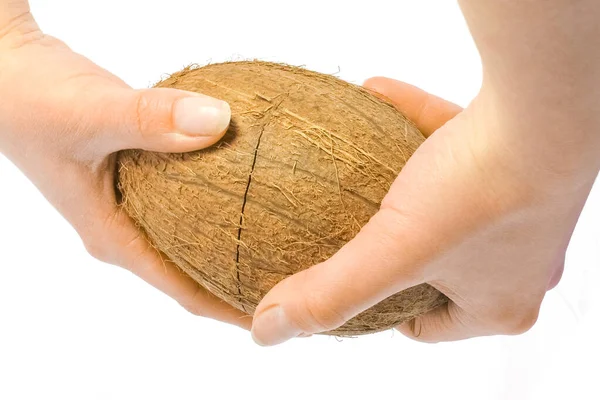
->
77 217 114 264
133 90 152 137
182 304 203 317
79 217 119 264
401 319 441 343
506 310 539 335
401 312 445 344
490 307 540 336
0 12 43 49
405 318 425 340
82 235 113 264
178 287 208 318
360 210 405 252
282 267 349 334
296 293 348 333
132 89 171 138
79 211 145 268
413 95 431 130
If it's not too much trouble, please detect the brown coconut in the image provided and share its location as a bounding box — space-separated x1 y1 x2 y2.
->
117 61 447 336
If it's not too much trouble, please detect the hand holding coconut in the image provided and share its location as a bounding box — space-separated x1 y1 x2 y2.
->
251 1 600 345
0 5 251 329
251 77 586 345
2 0 600 347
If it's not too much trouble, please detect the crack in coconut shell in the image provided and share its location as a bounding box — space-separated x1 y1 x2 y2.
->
235 96 286 313
116 61 449 336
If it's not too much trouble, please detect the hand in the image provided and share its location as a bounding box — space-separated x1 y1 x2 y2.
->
0 11 251 329
250 76 597 345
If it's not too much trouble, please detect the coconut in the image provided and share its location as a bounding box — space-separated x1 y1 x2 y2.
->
117 61 447 336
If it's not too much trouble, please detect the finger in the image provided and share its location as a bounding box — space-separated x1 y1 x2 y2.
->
363 77 463 137
97 87 231 154
78 179 251 330
398 292 544 342
109 210 252 330
547 255 565 290
396 301 479 343
120 223 252 329
250 208 429 346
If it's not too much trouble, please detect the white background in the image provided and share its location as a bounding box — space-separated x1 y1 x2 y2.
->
1 1 599 399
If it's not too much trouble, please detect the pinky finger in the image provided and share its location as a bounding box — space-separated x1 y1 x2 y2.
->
396 301 478 343
91 209 252 331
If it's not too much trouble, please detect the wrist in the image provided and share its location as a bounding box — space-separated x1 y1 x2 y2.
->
460 0 600 180
468 88 600 195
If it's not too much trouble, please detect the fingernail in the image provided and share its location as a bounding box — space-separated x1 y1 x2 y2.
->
251 306 303 346
173 96 231 136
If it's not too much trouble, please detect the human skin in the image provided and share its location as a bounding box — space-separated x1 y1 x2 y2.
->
1 1 598 346
0 1 252 329
0 2 445 335
250 0 600 345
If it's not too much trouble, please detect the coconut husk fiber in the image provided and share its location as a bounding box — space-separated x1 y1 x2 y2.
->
117 61 447 336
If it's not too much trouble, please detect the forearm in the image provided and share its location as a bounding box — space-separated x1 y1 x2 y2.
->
459 0 600 176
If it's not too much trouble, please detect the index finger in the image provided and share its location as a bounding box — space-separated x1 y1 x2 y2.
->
363 77 463 137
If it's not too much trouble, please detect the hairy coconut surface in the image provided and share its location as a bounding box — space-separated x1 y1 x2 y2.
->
117 61 447 336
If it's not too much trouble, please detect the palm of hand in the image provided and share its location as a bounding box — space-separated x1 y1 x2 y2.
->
0 27 250 329
1 21 587 345
251 78 588 345
380 102 570 340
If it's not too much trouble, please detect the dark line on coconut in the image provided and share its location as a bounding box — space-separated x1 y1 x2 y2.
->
235 125 265 312
235 96 286 313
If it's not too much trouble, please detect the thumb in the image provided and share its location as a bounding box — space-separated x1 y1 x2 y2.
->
250 208 429 346
98 87 231 154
